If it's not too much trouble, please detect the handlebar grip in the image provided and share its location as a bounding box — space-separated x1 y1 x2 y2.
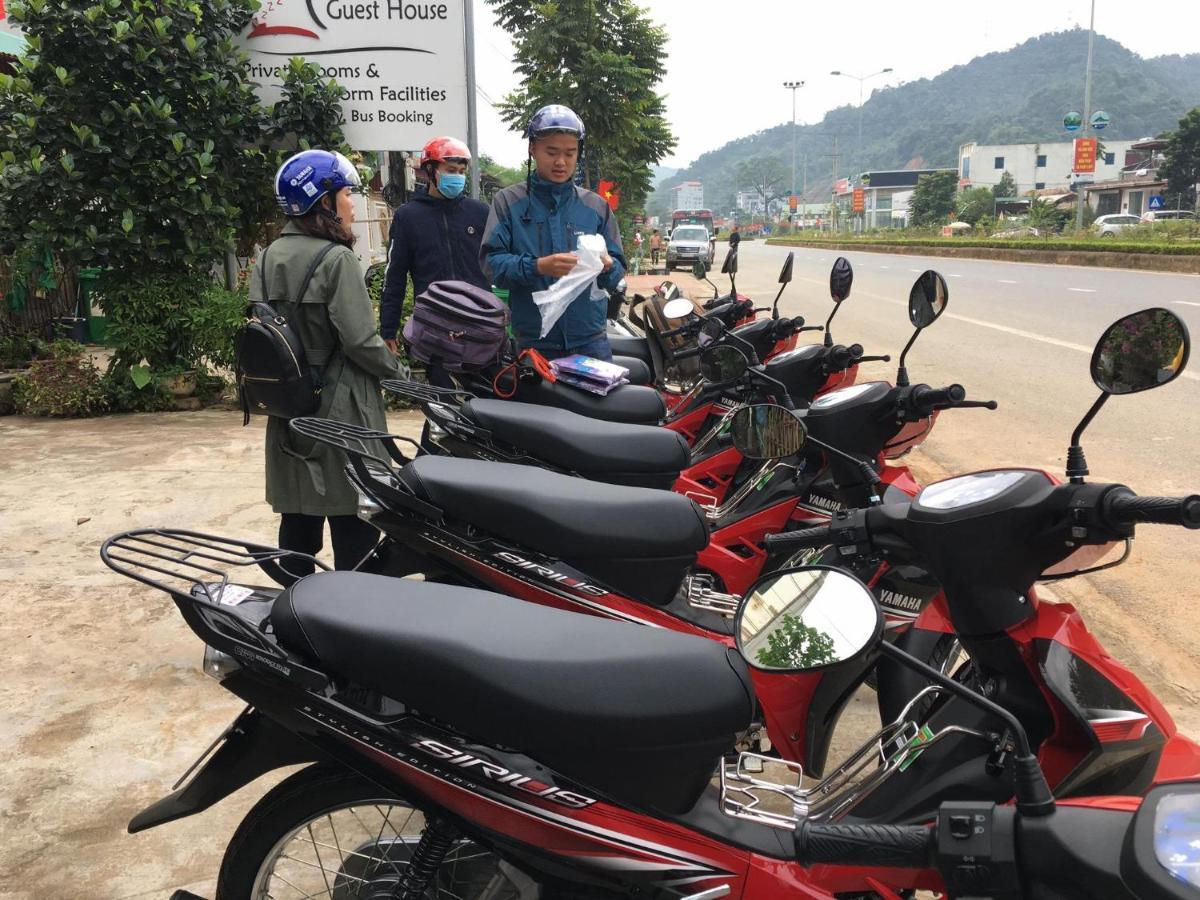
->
1105 491 1200 529
763 525 832 551
661 322 690 339
828 343 864 369
795 821 933 869
912 384 967 409
674 345 703 361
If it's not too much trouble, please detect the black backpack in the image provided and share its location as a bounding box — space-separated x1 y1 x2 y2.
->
235 240 338 425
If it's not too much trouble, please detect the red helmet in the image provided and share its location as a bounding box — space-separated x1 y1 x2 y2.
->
421 136 471 166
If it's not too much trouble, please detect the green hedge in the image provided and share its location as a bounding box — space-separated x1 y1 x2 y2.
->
768 236 1200 256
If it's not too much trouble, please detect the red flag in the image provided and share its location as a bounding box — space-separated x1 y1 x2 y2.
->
1 1 7 21
598 180 620 211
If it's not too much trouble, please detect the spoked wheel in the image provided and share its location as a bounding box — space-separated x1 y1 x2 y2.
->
218 766 518 900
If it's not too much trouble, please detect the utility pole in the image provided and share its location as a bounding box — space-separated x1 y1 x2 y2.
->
827 136 841 232
1075 0 1096 231
783 80 804 232
830 68 892 172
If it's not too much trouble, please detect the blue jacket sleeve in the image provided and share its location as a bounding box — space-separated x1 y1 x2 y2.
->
480 192 539 288
379 211 411 340
596 205 626 289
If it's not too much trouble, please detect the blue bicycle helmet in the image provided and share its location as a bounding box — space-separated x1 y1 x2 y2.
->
525 104 586 141
274 150 361 217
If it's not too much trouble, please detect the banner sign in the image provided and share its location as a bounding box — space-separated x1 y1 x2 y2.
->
1064 111 1083 132
1073 138 1097 173
238 0 470 149
834 178 851 195
852 188 866 213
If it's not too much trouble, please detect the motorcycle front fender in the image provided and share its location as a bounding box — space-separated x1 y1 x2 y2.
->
128 706 328 834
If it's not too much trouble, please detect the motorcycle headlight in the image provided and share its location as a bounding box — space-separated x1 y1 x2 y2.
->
202 644 240 682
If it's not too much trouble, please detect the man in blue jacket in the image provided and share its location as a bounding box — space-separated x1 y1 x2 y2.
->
480 105 625 361
380 135 490 355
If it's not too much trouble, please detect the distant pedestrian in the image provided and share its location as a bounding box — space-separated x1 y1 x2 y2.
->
650 229 662 265
729 223 741 251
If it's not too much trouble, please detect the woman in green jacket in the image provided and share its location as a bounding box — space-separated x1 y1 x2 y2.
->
250 150 403 580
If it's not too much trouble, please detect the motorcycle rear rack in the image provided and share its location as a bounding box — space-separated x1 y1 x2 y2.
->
381 377 474 409
719 686 994 830
100 529 330 691
288 417 444 521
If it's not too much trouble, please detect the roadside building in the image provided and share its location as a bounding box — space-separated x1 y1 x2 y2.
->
836 169 954 229
957 139 1140 195
1082 138 1170 217
672 180 704 211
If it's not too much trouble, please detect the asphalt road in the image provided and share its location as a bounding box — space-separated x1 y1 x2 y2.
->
713 240 1200 728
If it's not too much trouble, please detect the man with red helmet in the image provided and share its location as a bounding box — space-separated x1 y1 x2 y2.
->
379 135 490 356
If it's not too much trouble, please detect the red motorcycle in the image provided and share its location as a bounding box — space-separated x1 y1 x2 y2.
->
102 302 1200 900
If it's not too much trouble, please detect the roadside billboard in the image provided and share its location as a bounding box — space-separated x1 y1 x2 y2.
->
1074 138 1098 174
238 0 470 149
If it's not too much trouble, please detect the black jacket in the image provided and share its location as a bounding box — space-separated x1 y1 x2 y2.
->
379 190 491 339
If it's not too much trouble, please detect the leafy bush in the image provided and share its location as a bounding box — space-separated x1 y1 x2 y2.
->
0 333 48 368
12 340 107 416
100 365 175 413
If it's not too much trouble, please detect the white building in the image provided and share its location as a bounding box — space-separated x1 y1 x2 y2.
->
672 180 705 210
958 139 1140 196
735 190 764 214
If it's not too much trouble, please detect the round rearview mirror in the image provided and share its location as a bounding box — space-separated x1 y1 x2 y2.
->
738 566 882 673
1091 307 1190 395
662 297 695 321
699 345 750 383
730 403 807 460
691 260 709 280
829 257 853 303
909 271 949 328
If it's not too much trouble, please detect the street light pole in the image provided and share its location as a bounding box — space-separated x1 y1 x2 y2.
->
830 68 893 171
783 80 804 231
1075 0 1096 231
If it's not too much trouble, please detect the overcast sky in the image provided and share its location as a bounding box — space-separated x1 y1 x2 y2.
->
473 0 1200 170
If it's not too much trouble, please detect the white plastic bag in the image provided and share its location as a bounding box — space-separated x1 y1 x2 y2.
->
532 233 607 339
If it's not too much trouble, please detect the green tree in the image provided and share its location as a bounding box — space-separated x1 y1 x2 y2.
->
1026 198 1071 234
737 155 788 218
755 614 838 670
479 154 525 200
487 0 676 209
0 0 264 278
909 171 958 228
993 170 1018 200
956 186 996 224
1160 107 1200 212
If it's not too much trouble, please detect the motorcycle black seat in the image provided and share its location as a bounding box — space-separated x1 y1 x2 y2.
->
274 572 753 750
512 378 665 425
272 572 754 811
609 335 653 367
461 399 688 478
612 354 652 386
398 456 708 559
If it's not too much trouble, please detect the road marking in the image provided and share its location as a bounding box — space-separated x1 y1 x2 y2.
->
999 279 1019 284
1173 300 1200 307
879 265 890 269
947 274 962 278
1068 288 1097 293
909 268 922 273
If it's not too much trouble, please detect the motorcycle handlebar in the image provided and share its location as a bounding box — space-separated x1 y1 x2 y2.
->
763 525 832 551
660 321 693 339
827 343 865 370
912 383 966 409
1104 490 1200 529
794 820 933 869
674 345 703 361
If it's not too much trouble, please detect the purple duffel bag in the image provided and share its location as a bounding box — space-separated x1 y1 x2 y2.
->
403 280 510 373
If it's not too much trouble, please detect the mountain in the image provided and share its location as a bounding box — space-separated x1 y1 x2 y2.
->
651 165 680 187
650 31 1200 219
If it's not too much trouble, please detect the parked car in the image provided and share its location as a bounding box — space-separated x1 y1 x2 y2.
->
1094 214 1143 237
1140 209 1197 223
664 225 714 270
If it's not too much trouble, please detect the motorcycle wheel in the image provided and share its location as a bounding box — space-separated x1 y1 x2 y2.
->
217 765 519 900
875 631 972 726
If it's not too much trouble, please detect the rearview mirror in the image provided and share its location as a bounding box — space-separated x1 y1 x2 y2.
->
1091 307 1189 395
829 257 853 303
691 260 709 280
778 252 795 284
722 249 739 275
731 403 807 460
737 567 882 672
908 271 949 328
699 345 750 383
662 297 695 321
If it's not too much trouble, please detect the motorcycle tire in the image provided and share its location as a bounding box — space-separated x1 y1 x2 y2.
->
875 630 971 726
217 764 518 900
